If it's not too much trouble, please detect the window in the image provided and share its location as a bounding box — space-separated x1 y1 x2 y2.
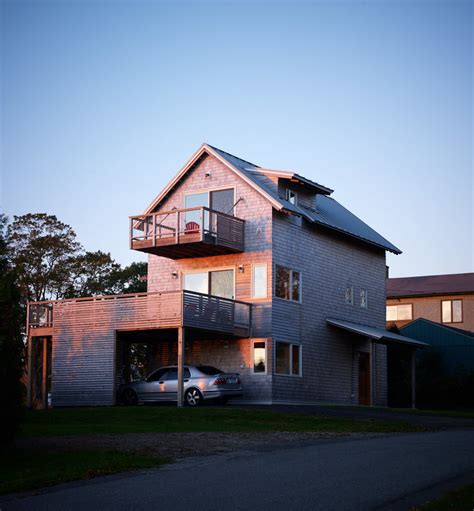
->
345 285 353 305
360 289 368 308
275 265 301 302
147 368 168 382
441 299 463 323
184 269 234 299
386 304 413 321
253 341 266 373
275 342 301 376
286 189 297 205
252 263 267 299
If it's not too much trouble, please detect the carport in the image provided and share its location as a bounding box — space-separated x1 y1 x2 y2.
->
327 318 429 408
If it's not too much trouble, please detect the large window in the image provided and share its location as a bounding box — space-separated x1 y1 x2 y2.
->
184 269 234 299
441 299 463 323
184 188 235 232
275 342 301 376
252 263 267 299
386 304 413 321
275 265 301 302
253 341 266 373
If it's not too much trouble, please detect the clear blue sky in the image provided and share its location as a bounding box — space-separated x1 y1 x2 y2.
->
1 0 472 277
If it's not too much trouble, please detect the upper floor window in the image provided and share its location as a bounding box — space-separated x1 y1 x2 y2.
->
360 288 368 308
386 304 413 321
441 299 462 323
285 189 297 205
252 263 267 299
345 285 353 305
275 342 301 376
184 269 234 299
275 265 301 302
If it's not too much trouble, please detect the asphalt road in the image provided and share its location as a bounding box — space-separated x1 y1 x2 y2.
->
3 429 474 511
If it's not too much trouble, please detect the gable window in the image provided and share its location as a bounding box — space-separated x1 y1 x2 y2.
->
386 304 413 321
252 263 267 299
441 299 462 323
184 269 234 299
360 289 368 308
253 341 266 373
275 342 301 376
345 285 353 305
275 265 301 302
285 189 297 205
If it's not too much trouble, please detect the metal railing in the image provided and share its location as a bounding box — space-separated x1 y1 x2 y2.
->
129 206 245 252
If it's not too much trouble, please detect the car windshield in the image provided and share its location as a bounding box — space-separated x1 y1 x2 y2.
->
197 366 223 375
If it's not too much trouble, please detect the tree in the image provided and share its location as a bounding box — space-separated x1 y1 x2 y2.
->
0 215 24 442
8 213 81 302
110 261 147 294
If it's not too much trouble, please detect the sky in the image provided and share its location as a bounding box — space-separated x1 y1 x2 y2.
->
1 0 472 277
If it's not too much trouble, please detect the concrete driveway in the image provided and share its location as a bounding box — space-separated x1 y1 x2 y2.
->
3 429 474 511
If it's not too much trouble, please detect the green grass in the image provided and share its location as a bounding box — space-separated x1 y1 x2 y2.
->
0 448 168 495
412 483 474 510
21 406 426 436
328 404 474 419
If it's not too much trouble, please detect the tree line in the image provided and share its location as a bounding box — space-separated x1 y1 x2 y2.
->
0 212 147 442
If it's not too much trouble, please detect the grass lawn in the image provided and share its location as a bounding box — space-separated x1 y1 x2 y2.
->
0 448 168 495
328 404 474 420
413 483 474 511
21 405 426 436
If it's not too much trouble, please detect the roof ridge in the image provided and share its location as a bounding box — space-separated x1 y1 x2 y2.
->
206 144 260 169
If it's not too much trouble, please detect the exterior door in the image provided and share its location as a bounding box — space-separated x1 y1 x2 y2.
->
358 352 371 405
210 189 234 234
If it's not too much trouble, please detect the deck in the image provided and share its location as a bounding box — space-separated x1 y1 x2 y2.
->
129 206 245 259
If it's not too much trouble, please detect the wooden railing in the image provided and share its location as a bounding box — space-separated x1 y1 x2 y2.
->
129 206 245 252
27 290 251 337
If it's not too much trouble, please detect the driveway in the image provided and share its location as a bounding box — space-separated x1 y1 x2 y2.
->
3 429 474 510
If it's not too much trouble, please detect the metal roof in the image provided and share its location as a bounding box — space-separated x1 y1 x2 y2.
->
327 318 429 348
387 273 474 298
209 145 401 255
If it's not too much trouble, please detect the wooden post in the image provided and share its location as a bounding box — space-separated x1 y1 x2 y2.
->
26 336 33 409
411 349 417 409
42 337 48 410
177 327 185 407
152 214 156 247
176 211 180 244
370 341 374 406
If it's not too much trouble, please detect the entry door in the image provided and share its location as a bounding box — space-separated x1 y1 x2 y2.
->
210 189 234 234
358 352 371 405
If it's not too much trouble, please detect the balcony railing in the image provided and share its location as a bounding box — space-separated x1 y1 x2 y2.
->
27 290 251 338
129 206 245 259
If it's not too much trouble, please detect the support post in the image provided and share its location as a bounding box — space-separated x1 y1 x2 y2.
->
411 349 416 409
26 336 33 409
42 337 48 410
177 327 185 407
369 341 374 406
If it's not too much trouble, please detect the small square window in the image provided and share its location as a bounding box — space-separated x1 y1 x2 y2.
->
345 285 353 305
285 189 297 205
442 299 463 323
360 289 368 308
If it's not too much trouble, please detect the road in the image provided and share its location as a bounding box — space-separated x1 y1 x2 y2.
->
3 429 474 511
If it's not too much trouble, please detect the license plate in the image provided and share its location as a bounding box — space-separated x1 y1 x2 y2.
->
227 378 237 384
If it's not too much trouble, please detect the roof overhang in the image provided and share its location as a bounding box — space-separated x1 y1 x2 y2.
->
326 318 429 348
144 144 284 214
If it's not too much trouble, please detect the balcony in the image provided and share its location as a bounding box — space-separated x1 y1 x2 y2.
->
28 290 252 338
129 207 245 259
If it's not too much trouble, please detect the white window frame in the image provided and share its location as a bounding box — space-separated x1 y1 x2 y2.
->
182 267 236 299
274 341 302 377
252 340 267 375
274 264 302 303
251 262 268 300
285 188 297 205
360 288 368 309
183 186 237 215
386 303 413 321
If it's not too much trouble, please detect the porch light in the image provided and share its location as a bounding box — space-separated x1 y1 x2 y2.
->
172 271 178 279
238 264 245 273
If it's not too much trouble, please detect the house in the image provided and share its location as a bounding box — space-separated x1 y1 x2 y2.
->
386 273 474 332
26 143 425 409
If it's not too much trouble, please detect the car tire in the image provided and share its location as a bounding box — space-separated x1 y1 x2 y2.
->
122 389 138 406
184 388 203 407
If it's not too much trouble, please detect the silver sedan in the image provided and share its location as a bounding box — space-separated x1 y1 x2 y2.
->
119 365 243 407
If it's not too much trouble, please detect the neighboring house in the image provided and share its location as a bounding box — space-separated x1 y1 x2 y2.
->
386 273 474 332
27 144 425 409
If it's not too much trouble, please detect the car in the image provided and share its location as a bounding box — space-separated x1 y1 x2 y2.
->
119 365 243 407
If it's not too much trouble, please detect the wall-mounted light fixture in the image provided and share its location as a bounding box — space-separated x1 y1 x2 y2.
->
238 264 245 273
172 271 178 279
205 171 211 178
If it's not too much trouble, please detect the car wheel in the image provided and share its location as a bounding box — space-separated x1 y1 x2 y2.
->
184 388 203 407
122 389 138 406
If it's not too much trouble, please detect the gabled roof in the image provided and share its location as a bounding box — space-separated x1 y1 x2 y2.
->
387 273 474 298
144 143 401 254
400 318 474 344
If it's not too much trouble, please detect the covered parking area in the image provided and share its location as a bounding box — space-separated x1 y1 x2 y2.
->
327 318 429 408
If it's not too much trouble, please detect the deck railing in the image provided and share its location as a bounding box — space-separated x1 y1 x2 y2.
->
27 290 251 337
129 206 245 252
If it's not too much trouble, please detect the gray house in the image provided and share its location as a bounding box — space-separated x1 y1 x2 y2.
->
26 144 425 408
